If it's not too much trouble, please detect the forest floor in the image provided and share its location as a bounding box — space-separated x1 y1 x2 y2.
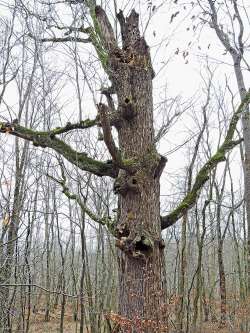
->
29 316 77 333
27 319 243 333
13 307 83 333
13 303 248 333
26 315 244 333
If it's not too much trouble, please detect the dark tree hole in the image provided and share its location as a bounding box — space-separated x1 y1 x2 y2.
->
134 237 152 254
132 178 137 184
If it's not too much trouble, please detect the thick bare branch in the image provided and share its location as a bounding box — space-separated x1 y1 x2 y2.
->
161 90 250 230
0 122 118 178
98 103 122 167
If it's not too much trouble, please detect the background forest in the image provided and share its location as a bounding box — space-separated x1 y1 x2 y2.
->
0 0 250 332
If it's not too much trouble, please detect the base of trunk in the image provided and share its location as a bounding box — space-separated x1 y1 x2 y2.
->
115 247 168 333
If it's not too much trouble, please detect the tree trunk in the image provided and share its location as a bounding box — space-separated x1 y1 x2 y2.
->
102 10 167 332
177 214 187 333
215 187 227 327
217 239 227 326
233 57 250 298
192 200 208 330
44 193 51 322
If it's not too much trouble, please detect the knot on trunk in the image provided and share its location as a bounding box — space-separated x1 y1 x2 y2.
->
114 171 139 196
109 46 153 77
115 232 165 258
139 150 167 178
113 152 167 196
115 234 153 259
121 97 136 121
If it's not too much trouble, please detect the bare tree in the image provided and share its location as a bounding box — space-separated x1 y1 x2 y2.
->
0 1 250 332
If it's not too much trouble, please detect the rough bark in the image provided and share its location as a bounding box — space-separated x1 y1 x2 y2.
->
101 9 167 332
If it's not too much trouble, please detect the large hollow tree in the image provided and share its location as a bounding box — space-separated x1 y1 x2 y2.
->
1 2 250 332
